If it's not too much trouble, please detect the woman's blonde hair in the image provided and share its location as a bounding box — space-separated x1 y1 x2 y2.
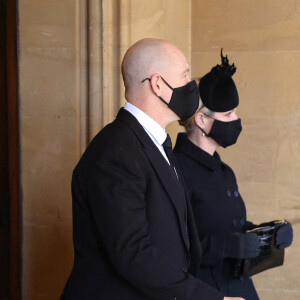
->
179 97 214 133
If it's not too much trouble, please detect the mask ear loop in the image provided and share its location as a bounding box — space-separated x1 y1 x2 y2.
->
141 76 174 90
158 76 174 105
159 76 174 91
203 112 216 120
141 76 174 106
199 125 209 137
199 113 212 136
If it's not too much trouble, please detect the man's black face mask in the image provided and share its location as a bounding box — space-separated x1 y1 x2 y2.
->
142 76 200 121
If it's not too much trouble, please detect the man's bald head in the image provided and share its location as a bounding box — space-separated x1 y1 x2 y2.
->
121 38 185 94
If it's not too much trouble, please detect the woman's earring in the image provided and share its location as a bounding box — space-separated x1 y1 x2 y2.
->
200 128 205 136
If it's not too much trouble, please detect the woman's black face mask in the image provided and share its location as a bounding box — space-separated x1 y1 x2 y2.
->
200 114 242 148
142 76 200 121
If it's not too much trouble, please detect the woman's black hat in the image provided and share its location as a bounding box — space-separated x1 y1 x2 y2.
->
199 49 239 112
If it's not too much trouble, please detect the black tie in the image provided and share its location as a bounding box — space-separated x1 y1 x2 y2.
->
163 134 179 179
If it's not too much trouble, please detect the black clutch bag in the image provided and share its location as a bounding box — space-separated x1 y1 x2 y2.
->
233 219 287 278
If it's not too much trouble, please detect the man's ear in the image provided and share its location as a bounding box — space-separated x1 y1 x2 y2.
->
194 112 205 128
149 74 163 97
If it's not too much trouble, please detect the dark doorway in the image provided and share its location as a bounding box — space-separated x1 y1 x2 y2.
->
0 0 21 299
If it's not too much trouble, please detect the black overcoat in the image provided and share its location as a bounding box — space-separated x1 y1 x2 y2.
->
174 133 259 300
62 109 224 300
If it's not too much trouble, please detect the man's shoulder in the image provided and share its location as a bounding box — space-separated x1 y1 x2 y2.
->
94 115 141 148
84 120 136 158
73 117 144 175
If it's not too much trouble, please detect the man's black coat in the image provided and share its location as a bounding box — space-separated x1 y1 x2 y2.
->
62 109 224 300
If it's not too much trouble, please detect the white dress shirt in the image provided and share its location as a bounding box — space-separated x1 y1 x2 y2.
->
124 102 170 164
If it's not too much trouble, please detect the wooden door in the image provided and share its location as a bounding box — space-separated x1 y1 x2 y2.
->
0 0 21 299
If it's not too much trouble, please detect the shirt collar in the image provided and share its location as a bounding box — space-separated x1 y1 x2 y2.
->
124 102 167 146
174 133 222 171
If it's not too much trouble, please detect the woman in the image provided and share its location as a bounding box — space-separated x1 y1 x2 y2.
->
173 50 293 300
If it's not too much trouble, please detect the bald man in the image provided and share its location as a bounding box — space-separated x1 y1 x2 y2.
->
61 39 244 300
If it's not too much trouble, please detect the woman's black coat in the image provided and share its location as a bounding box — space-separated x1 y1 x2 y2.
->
174 133 259 300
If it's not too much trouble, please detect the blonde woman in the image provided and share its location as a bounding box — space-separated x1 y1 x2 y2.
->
174 51 293 300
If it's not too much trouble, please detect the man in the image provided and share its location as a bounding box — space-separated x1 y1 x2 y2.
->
61 38 244 300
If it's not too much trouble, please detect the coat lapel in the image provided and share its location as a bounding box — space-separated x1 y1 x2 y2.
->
116 108 190 252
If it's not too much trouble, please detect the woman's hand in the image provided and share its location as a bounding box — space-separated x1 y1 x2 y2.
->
224 297 245 300
276 222 293 249
224 232 259 259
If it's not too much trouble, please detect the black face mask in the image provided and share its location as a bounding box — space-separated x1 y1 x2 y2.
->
201 115 242 148
142 76 199 121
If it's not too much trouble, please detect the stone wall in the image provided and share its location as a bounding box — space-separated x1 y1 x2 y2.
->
18 0 299 299
191 1 300 299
